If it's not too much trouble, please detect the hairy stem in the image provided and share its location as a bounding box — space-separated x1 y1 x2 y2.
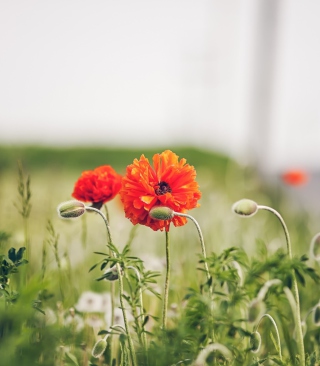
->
162 231 170 330
86 206 137 366
258 205 305 366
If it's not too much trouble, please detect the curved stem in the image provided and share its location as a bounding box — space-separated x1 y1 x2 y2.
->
162 231 170 330
85 206 137 366
255 313 282 360
173 212 210 283
258 205 305 366
173 211 214 342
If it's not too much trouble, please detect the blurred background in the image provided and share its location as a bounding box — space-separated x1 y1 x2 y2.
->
1 0 320 212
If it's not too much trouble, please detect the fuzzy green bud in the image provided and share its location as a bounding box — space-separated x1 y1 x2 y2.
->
313 302 320 326
232 199 258 217
149 206 174 220
248 298 265 323
250 331 261 353
310 233 320 261
104 265 122 281
57 200 86 219
92 338 108 358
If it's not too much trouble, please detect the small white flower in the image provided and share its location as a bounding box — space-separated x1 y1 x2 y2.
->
35 307 57 326
64 314 85 332
139 253 166 272
105 307 134 329
75 291 111 313
85 314 105 329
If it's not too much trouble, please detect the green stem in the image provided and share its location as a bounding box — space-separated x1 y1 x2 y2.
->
86 206 137 366
127 266 148 364
258 205 305 366
173 212 211 287
173 211 214 341
255 313 282 360
162 231 170 330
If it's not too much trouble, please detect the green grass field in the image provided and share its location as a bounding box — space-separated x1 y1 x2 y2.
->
0 145 319 365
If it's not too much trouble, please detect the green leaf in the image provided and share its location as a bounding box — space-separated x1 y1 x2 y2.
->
65 352 80 366
295 269 305 286
89 262 100 272
142 315 149 327
16 247 26 261
8 248 16 262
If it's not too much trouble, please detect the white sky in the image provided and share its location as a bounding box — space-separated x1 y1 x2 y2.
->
1 0 320 171
0 0 247 153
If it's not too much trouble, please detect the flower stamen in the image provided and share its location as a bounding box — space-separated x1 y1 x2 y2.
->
155 181 172 196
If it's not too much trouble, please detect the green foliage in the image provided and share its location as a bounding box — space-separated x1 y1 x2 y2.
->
0 247 28 305
2 146 320 365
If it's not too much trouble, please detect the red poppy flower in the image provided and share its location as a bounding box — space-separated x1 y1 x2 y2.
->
72 165 122 209
119 150 201 231
281 169 308 186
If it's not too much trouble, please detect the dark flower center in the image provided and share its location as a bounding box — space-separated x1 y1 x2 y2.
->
155 181 172 196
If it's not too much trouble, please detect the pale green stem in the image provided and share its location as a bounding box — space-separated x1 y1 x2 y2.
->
103 205 115 329
255 313 282 360
258 205 305 366
162 231 170 330
127 266 148 364
173 212 210 284
85 206 137 366
173 211 214 342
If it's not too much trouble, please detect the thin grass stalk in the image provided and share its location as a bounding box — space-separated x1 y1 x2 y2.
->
86 206 137 366
258 205 305 366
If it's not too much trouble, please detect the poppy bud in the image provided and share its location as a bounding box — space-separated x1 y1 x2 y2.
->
313 302 320 326
149 206 174 221
92 338 108 358
301 320 307 337
57 200 86 219
104 265 122 281
310 233 320 261
250 331 261 353
248 298 265 323
232 199 258 217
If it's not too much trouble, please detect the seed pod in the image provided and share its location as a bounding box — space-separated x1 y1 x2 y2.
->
248 298 265 323
313 302 320 326
104 265 122 281
310 233 320 261
92 338 108 358
232 199 258 217
250 331 261 353
57 200 86 219
149 206 174 220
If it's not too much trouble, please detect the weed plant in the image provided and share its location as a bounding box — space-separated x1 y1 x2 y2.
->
0 147 319 366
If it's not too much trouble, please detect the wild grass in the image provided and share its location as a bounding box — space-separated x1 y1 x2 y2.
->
0 145 320 365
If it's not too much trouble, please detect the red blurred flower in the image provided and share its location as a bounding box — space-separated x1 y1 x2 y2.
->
281 169 308 186
72 165 122 209
119 150 201 231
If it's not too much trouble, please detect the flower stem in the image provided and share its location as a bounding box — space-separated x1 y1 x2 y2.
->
85 206 137 366
258 205 305 366
162 231 170 330
127 266 148 364
173 212 211 286
255 313 282 360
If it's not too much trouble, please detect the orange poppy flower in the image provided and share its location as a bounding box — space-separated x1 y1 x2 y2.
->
281 169 308 186
72 165 122 209
119 150 201 231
